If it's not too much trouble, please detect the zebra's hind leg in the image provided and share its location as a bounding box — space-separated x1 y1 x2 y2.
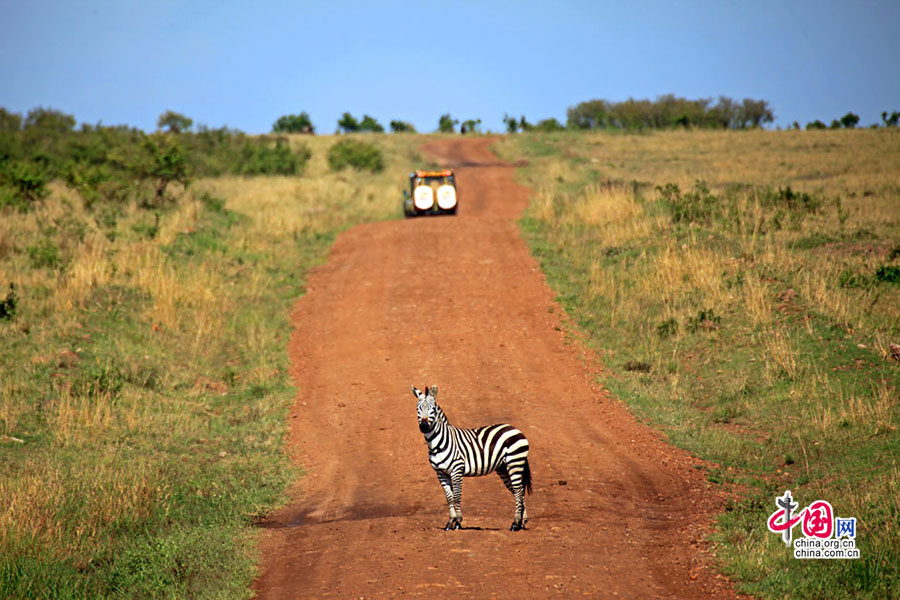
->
497 465 527 531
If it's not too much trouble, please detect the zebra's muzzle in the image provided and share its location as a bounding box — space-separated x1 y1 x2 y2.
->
418 419 433 433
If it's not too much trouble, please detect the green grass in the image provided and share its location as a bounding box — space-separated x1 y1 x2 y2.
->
0 133 417 598
497 129 900 600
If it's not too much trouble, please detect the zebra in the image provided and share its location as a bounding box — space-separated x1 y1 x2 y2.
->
412 385 532 531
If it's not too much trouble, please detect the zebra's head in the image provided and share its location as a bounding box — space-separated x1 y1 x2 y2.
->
412 385 439 433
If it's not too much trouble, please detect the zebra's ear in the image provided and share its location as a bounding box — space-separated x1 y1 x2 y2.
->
429 385 438 398
411 385 421 398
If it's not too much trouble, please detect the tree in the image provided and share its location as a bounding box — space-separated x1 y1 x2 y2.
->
273 112 314 134
437 113 458 133
129 133 190 208
710 96 738 129
882 111 900 127
566 99 610 129
503 114 519 133
839 112 860 129
518 116 533 131
534 118 565 132
460 118 481 134
337 112 360 133
24 107 75 133
359 114 384 133
0 108 22 131
389 120 416 133
739 99 775 128
157 110 193 134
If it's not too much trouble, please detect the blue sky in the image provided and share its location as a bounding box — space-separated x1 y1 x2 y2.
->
1 0 898 133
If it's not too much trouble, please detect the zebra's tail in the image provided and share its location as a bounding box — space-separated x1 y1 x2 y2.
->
523 458 533 495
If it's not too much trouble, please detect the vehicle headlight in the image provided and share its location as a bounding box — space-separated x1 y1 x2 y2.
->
414 186 434 210
437 185 457 209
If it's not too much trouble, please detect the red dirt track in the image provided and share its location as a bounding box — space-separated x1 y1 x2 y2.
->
254 138 741 599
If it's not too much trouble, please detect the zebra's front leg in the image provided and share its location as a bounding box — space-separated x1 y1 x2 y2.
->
436 472 460 530
450 468 464 530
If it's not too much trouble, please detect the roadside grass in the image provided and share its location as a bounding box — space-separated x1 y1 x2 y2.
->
0 133 422 598
496 129 900 600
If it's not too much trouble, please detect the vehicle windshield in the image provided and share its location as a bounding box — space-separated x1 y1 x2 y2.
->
414 176 454 187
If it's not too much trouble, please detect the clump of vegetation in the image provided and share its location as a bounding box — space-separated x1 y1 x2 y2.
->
566 94 774 130
272 111 314 134
237 137 311 176
337 112 384 133
0 283 16 320
389 120 416 133
327 138 384 173
437 113 458 133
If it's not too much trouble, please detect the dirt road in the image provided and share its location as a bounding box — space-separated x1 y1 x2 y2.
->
254 138 740 599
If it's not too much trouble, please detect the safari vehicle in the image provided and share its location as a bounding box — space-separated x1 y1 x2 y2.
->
403 169 458 217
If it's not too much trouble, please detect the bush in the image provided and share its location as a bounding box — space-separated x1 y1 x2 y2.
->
875 265 900 284
326 139 383 173
0 283 16 320
534 118 566 132
272 112 314 134
359 115 384 133
657 181 718 225
126 134 191 209
390 120 416 133
437 114 458 133
237 137 310 175
0 160 49 211
27 238 63 269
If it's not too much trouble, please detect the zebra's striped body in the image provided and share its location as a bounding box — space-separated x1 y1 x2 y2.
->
413 385 532 531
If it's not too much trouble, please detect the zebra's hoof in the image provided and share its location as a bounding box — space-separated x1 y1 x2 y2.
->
445 521 461 530
510 522 523 531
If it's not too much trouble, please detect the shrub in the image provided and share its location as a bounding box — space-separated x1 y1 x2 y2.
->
237 137 310 176
272 112 314 134
657 318 679 338
503 114 519 133
0 283 16 320
0 160 49 211
0 108 22 131
326 139 384 173
875 265 900 284
686 309 721 333
534 118 566 132
437 114 458 133
27 238 62 269
125 134 191 209
23 107 76 133
390 120 416 133
337 112 360 133
460 118 482 134
657 181 718 225
840 112 860 129
359 115 384 133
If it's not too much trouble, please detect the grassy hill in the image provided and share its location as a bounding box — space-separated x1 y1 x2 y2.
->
0 132 425 598
496 128 900 600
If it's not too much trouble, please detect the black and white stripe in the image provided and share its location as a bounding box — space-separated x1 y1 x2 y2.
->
413 385 532 531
